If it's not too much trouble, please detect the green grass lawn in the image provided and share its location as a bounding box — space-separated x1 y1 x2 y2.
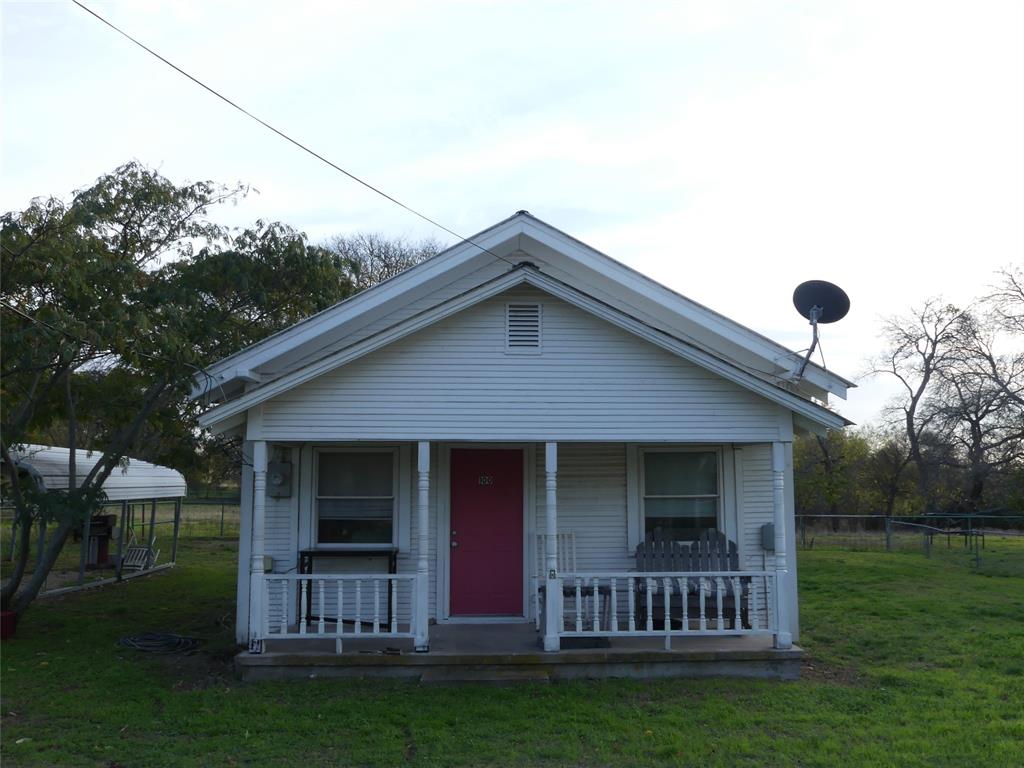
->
1 540 1022 767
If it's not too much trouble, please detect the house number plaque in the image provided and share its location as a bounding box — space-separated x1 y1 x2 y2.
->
478 474 494 486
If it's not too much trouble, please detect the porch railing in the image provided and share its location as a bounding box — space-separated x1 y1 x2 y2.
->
262 573 419 653
554 571 777 649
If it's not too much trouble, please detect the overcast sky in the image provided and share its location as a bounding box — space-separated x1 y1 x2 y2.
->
3 1 1022 426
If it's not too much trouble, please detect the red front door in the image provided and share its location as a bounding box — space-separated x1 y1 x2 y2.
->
449 449 524 616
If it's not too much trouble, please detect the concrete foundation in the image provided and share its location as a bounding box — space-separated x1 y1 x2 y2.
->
236 623 801 683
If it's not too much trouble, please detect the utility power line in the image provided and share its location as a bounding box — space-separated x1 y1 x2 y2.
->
71 0 518 269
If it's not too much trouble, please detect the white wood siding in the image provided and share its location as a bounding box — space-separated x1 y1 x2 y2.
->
738 444 776 572
259 287 785 442
262 446 299 630
532 443 633 575
263 261 508 377
737 444 776 622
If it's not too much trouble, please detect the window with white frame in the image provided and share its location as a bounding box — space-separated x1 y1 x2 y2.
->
641 450 719 541
316 450 396 545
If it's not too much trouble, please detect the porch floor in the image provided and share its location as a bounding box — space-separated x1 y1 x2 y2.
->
238 623 802 682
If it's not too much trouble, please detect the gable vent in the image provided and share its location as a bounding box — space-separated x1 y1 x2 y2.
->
506 303 542 352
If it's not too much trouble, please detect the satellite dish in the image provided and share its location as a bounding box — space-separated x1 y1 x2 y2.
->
793 280 850 324
791 280 850 379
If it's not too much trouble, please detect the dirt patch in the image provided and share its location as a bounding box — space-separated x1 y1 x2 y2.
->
801 657 863 686
402 724 418 762
147 645 237 691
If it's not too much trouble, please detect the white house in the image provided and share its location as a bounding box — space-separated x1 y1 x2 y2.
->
192 212 851 680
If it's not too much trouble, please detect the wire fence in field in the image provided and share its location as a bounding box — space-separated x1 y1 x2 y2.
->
796 514 1024 576
177 499 241 539
0 498 240 595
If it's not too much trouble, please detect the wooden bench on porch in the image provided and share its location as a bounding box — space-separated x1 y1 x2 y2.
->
635 529 750 630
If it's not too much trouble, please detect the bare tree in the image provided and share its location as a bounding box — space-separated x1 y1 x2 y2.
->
324 232 444 292
924 309 1024 509
872 300 965 511
985 265 1024 336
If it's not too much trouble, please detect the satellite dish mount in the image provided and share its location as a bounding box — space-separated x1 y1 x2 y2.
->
792 280 850 380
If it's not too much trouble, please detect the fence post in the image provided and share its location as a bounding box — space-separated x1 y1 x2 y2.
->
7 515 16 561
146 498 157 569
77 510 92 587
36 518 47 569
171 498 182 564
885 517 892 551
800 516 807 549
220 503 225 537
115 500 127 581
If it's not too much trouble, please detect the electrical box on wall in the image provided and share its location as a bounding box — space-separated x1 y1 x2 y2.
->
267 461 292 498
760 523 775 552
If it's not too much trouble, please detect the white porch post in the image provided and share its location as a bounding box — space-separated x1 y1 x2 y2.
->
248 440 268 653
772 441 793 649
543 442 561 652
414 441 430 652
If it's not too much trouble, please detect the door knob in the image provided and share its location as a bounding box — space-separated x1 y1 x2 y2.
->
451 541 459 547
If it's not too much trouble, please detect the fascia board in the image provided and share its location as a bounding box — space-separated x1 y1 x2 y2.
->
518 220 854 397
260 258 511 377
191 218 530 399
521 271 848 431
201 264 846 434
198 269 530 430
794 412 851 436
193 211 852 403
205 411 246 437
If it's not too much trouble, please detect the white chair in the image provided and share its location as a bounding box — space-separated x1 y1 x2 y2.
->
532 531 576 629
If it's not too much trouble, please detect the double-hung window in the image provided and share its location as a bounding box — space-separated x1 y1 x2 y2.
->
316 450 396 546
641 450 720 541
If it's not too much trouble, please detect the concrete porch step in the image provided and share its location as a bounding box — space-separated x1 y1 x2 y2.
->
419 666 552 685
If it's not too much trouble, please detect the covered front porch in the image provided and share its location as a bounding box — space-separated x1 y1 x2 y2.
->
242 438 797 676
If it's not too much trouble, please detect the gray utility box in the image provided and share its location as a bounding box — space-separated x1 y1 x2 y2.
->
760 523 775 552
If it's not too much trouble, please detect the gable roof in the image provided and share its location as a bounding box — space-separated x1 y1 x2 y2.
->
192 212 853 431
197 264 847 432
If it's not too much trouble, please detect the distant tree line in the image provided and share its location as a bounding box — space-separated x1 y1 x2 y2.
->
796 269 1024 519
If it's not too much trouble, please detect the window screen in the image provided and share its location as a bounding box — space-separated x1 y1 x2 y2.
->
642 451 719 541
317 452 394 544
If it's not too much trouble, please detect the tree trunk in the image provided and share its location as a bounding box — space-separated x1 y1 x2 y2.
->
0 516 32 611
10 517 77 616
0 443 32 609
884 491 897 518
